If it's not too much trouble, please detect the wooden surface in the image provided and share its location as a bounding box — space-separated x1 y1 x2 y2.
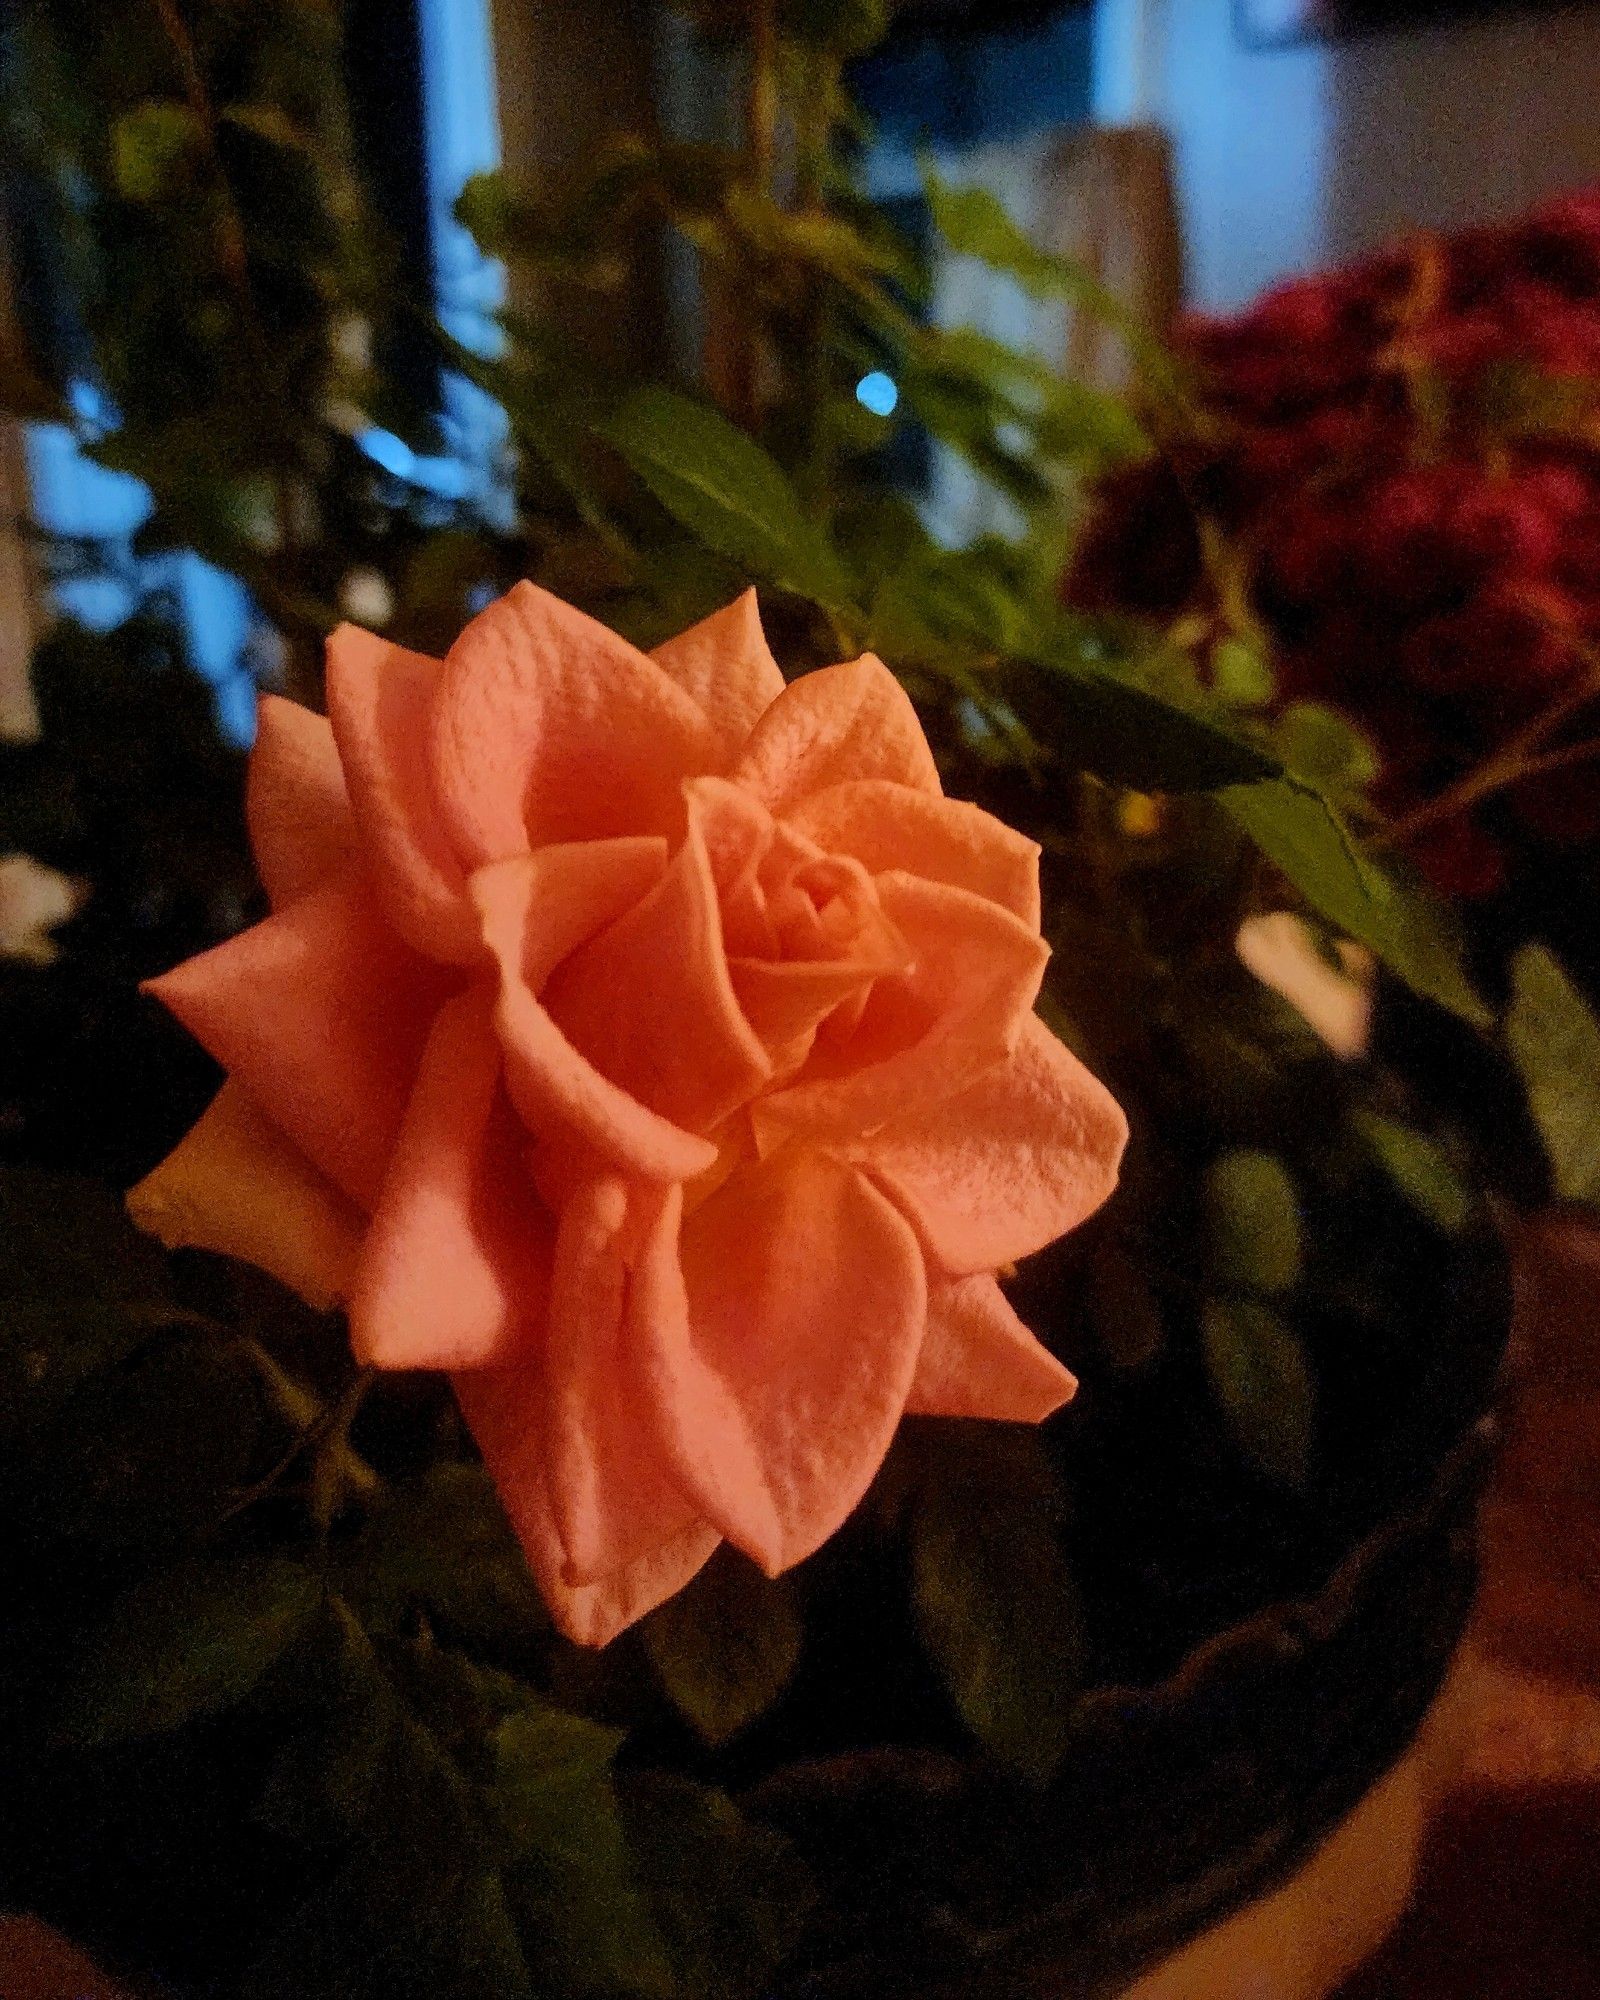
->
1336 1211 1600 1998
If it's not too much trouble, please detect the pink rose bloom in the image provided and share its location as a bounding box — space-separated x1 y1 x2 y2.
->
130 584 1127 1643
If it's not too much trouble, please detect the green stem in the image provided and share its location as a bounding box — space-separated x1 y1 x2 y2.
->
235 1345 379 1521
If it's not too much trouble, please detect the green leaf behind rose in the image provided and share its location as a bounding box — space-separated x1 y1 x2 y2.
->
1351 1113 1472 1236
1506 942 1600 1207
910 1430 1086 1785
56 1554 322 1746
599 387 854 613
1201 1298 1316 1490
642 1546 804 1747
1222 779 1490 1026
1204 1149 1303 1296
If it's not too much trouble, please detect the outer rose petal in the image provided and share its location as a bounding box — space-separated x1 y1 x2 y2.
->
453 1355 721 1647
431 581 720 866
144 874 455 1207
544 1179 706 1584
636 1147 927 1576
649 589 786 767
541 814 772 1134
756 872 1048 1149
471 846 717 1186
907 1273 1077 1422
350 988 552 1370
325 624 477 962
247 695 356 908
731 654 942 814
145 872 456 1208
857 1014 1128 1276
788 780 1041 928
126 1081 362 1310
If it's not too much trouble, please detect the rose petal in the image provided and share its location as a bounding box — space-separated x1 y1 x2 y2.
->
756 872 1048 1149
431 581 719 866
472 845 717 1185
325 624 478 962
859 1015 1128 1275
453 1355 721 1647
350 987 552 1371
650 588 785 767
637 1147 927 1576
541 815 772 1134
126 1081 362 1309
731 654 941 814
788 780 1041 927
247 695 356 907
544 1178 706 1584
144 875 454 1207
729 952 901 1059
907 1273 1077 1422
686 775 772 890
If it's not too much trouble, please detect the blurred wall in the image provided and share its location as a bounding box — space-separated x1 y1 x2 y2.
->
1123 0 1600 310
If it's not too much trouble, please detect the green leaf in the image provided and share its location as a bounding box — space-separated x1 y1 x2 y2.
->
910 1433 1085 1784
258 1603 476 1854
244 1859 536 2000
1275 702 1379 794
23 1332 264 1545
494 1704 674 1999
624 1776 815 2000
1222 779 1491 1026
724 189 915 294
1210 636 1275 707
597 386 853 610
1204 1149 1303 1295
254 1600 407 1839
1201 1298 1315 1489
1033 376 1150 468
874 567 1278 792
0 1297 154 1449
1350 1112 1472 1235
924 168 1182 403
109 101 201 202
642 1547 803 1748
1006 638 1280 792
58 1555 321 1745
454 170 513 257
341 1464 550 1652
1506 943 1600 1206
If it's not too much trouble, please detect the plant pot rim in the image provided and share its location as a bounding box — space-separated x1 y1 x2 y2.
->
759 1408 1501 2000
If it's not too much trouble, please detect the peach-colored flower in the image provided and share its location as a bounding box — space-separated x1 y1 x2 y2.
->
129 584 1127 1644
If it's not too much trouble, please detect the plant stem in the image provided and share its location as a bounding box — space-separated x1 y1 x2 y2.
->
747 0 778 198
149 0 254 317
234 1345 379 1520
1378 642 1600 851
1514 732 1600 782
795 51 840 507
310 1364 379 1533
717 0 781 432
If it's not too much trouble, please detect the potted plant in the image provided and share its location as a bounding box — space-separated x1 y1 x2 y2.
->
1 5 1587 1996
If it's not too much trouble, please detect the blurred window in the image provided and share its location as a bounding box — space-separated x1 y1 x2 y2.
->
1 0 502 742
